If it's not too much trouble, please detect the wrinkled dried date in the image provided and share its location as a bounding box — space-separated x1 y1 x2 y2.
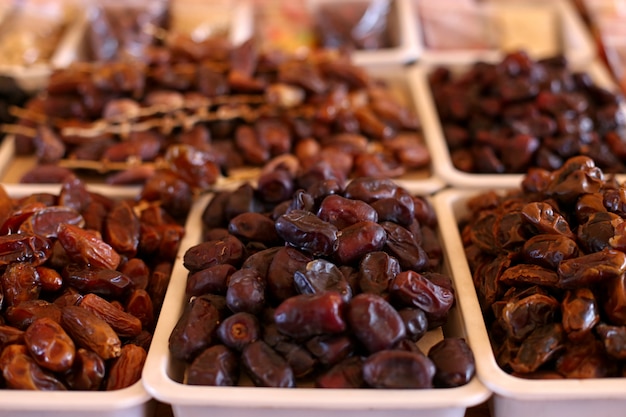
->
464 156 626 379
61 306 121 360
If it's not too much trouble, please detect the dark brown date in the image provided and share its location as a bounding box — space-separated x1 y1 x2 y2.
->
358 251 401 296
186 344 239 386
348 293 405 353
305 334 354 367
382 222 428 271
315 356 365 388
186 264 235 297
228 212 280 245
275 210 338 256
267 246 312 302
522 234 579 270
317 194 378 229
225 269 266 315
335 221 386 265
169 296 221 361
596 324 626 360
183 235 245 271
428 338 475 388
293 259 352 302
510 323 566 374
274 292 346 340
561 288 599 340
241 340 295 387
363 350 435 389
390 271 454 318
217 312 261 351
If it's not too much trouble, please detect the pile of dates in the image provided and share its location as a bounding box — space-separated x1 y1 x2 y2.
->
429 50 626 174
14 39 428 186
462 155 626 378
170 173 475 389
0 175 184 390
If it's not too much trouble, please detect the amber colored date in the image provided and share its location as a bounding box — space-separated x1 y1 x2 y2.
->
79 293 142 338
61 305 121 360
105 344 147 390
57 223 121 270
0 233 51 267
65 347 106 390
1 344 66 390
24 317 75 373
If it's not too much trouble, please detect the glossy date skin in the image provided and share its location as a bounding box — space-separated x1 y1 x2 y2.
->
463 156 626 379
176 176 472 389
0 176 184 391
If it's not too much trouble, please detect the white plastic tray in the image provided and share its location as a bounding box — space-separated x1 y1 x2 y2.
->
434 188 626 417
142 192 490 417
0 183 167 417
415 0 595 68
414 59 626 189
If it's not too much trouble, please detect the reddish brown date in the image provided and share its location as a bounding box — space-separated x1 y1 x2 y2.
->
61 305 121 360
0 233 51 267
57 224 121 270
105 344 147 390
274 292 347 340
24 317 75 373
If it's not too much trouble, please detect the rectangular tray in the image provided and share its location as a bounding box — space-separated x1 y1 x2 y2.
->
415 0 595 68
142 191 490 417
0 183 167 417
413 58 626 189
433 188 626 417
0 64 445 196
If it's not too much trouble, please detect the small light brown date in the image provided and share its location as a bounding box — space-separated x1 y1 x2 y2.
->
64 347 106 390
61 305 121 360
105 344 147 390
79 293 142 338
